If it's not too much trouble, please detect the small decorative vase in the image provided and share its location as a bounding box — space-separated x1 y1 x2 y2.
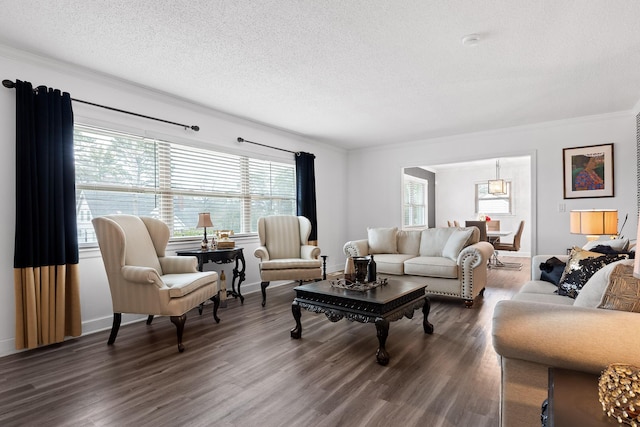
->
344 257 355 282
353 257 369 283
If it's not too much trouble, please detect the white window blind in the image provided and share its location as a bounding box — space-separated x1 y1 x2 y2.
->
75 124 295 244
403 176 427 227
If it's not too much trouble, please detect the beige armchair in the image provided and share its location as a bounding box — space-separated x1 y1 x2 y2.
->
254 215 322 306
92 215 220 352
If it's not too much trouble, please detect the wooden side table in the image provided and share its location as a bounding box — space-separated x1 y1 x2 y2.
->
544 368 617 426
176 247 246 304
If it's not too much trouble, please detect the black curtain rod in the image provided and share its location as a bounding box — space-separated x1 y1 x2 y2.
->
237 137 301 155
3 79 200 131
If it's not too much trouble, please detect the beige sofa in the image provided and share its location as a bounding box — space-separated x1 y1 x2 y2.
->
492 254 640 427
343 226 494 307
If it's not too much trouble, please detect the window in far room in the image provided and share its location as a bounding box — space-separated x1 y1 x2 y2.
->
475 181 513 215
403 175 427 228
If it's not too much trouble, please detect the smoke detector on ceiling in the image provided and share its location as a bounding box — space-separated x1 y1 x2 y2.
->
461 34 480 47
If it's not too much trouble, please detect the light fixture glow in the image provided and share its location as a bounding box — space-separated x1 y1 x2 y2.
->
488 160 507 195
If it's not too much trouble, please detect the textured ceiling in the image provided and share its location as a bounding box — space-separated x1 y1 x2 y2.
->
1 1 640 149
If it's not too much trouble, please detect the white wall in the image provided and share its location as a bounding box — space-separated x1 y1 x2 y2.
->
432 156 532 256
0 47 348 356
346 113 638 258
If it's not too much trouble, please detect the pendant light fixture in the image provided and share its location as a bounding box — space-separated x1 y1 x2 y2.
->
488 159 507 195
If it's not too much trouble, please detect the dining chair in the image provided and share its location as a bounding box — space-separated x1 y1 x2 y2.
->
491 220 525 270
465 220 488 242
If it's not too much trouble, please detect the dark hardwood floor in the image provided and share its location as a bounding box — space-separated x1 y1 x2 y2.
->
0 257 529 427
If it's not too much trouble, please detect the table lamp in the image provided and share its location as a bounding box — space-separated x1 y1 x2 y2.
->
197 212 213 249
570 209 618 242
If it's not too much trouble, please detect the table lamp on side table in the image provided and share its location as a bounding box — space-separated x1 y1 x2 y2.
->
197 212 213 249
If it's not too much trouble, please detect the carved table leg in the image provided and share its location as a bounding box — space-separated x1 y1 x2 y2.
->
291 300 302 339
211 293 220 323
423 296 434 334
375 317 390 366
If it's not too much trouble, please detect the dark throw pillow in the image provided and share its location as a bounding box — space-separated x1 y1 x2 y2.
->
590 244 635 259
539 257 566 285
558 247 628 299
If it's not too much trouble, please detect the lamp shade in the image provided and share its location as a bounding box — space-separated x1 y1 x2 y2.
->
197 212 213 228
570 209 618 237
488 179 507 195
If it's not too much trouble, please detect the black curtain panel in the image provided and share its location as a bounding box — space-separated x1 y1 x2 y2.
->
295 152 318 242
14 80 78 268
13 79 81 349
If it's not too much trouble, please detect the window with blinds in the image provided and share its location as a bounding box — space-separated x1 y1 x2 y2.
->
403 176 427 227
75 124 296 245
475 181 513 215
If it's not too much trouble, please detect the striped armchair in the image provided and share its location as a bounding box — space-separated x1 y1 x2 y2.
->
254 215 322 306
92 215 220 352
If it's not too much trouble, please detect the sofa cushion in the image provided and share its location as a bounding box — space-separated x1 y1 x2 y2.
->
397 229 422 255
557 247 628 298
419 228 455 257
373 254 416 275
404 256 458 279
519 280 559 295
368 227 398 254
574 259 634 308
598 263 640 312
442 228 474 260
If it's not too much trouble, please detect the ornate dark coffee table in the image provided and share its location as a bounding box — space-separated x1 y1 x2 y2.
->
290 278 433 365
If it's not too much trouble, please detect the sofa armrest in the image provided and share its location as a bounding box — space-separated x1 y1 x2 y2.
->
301 245 321 259
343 239 369 257
455 241 493 300
254 246 270 261
159 256 198 274
531 254 569 280
492 300 640 374
121 265 163 286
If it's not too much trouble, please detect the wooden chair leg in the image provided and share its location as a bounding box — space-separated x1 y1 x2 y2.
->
170 314 187 353
146 315 154 325
261 281 270 307
107 313 121 345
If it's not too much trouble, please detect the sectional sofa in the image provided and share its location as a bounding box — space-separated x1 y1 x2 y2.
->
492 251 640 427
343 226 494 307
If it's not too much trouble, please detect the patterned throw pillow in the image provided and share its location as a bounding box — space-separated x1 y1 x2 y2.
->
599 264 640 312
558 247 628 299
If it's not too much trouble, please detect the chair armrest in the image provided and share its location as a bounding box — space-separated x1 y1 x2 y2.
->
121 265 163 285
301 245 321 259
159 256 198 274
254 246 270 261
343 239 369 257
492 300 640 374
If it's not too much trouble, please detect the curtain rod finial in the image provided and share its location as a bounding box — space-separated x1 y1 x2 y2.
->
237 137 244 143
191 125 199 131
3 79 15 88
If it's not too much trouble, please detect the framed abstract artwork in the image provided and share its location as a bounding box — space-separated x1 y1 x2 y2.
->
563 143 614 199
